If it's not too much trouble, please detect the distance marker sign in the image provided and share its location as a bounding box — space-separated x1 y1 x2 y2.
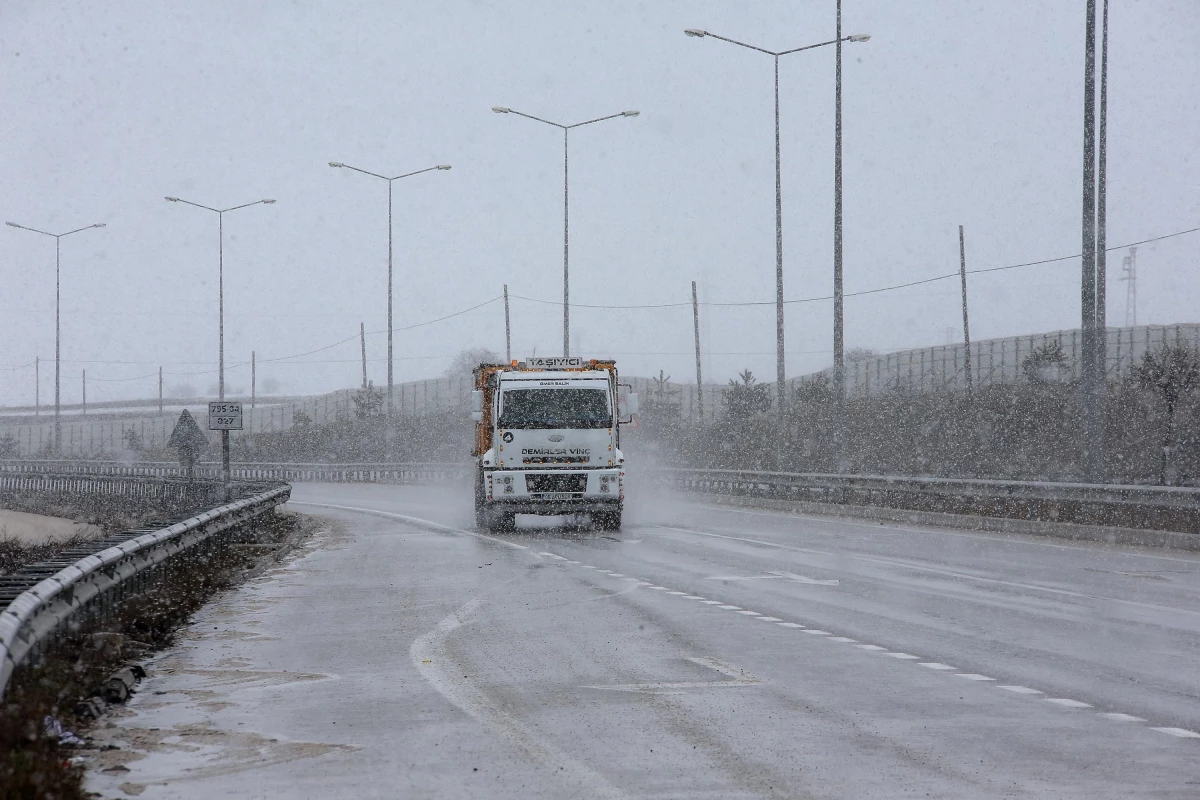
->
207 401 243 431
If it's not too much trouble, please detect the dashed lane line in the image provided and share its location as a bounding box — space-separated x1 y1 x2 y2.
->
1151 727 1200 738
537 549 1200 743
1047 698 1093 708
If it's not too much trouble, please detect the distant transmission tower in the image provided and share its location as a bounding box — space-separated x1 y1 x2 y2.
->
1119 246 1138 327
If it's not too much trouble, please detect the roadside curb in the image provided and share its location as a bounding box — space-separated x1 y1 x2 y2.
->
695 492 1200 552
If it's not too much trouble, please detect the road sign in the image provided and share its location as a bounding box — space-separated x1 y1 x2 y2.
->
207 401 243 431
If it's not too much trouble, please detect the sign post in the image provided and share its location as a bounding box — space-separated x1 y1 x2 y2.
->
208 401 243 500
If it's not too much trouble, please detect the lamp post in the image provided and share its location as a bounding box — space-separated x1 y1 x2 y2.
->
329 161 451 414
684 25 869 456
491 105 639 357
165 196 274 494
6 220 106 453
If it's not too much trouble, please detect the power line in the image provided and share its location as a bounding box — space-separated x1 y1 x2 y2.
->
514 223 1199 310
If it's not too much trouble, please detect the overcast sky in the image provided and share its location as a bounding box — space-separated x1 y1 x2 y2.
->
3 0 1198 405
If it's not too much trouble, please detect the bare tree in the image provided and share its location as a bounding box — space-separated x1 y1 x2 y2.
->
1134 345 1200 485
446 347 502 378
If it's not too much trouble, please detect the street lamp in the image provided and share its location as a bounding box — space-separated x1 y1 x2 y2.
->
491 105 639 357
165 196 274 495
6 220 106 454
329 161 451 415
685 21 869 460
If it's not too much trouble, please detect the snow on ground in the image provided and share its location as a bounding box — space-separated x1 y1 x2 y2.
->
0 509 100 545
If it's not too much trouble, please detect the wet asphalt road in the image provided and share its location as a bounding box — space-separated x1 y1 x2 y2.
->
88 481 1200 798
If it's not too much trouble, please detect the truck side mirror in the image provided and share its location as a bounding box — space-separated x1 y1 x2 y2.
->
624 393 639 416
471 390 484 423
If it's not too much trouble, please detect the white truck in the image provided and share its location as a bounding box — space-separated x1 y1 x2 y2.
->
471 357 637 532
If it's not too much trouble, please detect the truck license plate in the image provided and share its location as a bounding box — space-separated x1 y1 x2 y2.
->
543 492 574 500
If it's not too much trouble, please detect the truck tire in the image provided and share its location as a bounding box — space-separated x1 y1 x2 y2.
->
488 508 516 533
595 509 622 531
474 468 487 529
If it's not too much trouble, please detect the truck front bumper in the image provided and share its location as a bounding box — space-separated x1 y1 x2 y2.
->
484 468 623 515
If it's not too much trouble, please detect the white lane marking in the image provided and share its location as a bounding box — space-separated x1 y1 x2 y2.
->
1046 698 1092 708
757 616 783 622
648 586 669 590
717 605 741 610
1151 727 1200 738
802 630 831 636
999 685 1043 694
920 663 957 670
856 644 886 651
412 598 626 799
667 591 688 595
735 610 761 616
655 525 1200 620
566 560 581 565
1100 712 1146 722
701 600 723 605
956 674 996 681
581 565 597 570
682 595 706 600
828 636 857 643
696 502 1200 566
608 573 625 578
777 622 805 628
290 502 536 553
539 552 566 559
585 656 761 694
885 653 920 660
706 571 839 586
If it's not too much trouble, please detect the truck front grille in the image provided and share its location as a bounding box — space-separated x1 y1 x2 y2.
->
525 473 587 493
523 455 588 465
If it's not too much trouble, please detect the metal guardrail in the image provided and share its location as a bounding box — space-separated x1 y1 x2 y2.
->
0 470 223 508
652 468 1200 533
0 483 291 699
0 460 471 484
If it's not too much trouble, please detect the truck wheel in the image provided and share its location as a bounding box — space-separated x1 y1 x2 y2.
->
595 510 622 531
474 468 486 529
488 509 516 532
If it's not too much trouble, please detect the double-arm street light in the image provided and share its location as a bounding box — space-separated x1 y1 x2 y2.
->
685 23 869 450
329 161 451 414
165 196 274 492
6 220 106 453
491 106 639 357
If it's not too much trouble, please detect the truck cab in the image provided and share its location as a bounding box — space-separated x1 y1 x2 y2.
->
472 357 636 532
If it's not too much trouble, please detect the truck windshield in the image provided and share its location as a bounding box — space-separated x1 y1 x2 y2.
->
498 388 612 429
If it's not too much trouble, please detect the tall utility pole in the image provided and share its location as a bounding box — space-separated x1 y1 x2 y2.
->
330 161 451 414
158 366 163 414
81 369 86 418
491 106 639 357
959 225 973 393
165 196 274 497
684 26 870 441
6 220 106 453
692 280 704 422
1079 0 1110 482
1120 247 1138 326
35 357 39 416
503 284 512 363
1096 0 1110 387
359 323 368 388
251 351 257 408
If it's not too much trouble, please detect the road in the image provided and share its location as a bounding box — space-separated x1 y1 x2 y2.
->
87 481 1200 798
